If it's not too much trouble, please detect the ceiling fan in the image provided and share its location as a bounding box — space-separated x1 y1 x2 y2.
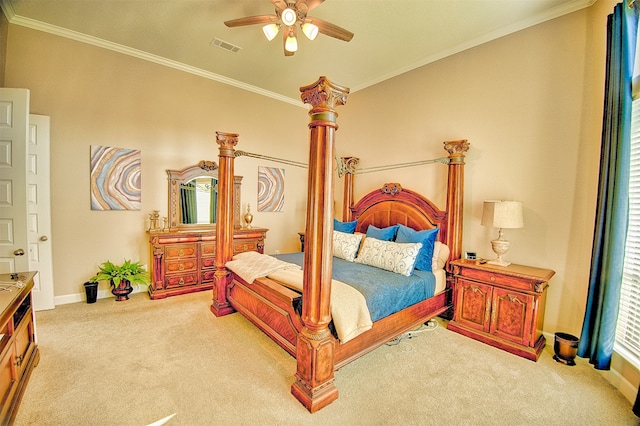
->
224 0 354 56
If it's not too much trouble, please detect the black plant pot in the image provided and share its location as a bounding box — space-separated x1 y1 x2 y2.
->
111 279 133 301
84 282 98 304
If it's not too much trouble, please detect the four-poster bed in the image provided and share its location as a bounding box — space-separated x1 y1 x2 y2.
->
211 77 469 412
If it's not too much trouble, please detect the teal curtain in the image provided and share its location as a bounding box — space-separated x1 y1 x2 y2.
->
578 2 639 370
180 182 197 224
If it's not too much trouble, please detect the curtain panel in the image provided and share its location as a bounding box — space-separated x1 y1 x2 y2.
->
578 1 639 371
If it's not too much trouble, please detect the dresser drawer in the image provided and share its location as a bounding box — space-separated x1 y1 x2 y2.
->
165 244 197 259
165 258 198 274
165 273 198 288
202 269 217 282
201 242 216 257
201 257 216 269
234 241 257 254
458 267 539 292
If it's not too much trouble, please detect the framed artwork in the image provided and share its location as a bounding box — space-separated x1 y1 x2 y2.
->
258 166 284 212
90 145 141 210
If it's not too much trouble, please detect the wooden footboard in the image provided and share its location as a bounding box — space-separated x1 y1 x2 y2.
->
227 276 303 356
227 274 451 370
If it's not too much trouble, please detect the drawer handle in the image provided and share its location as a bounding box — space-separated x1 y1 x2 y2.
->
179 278 185 285
490 276 496 282
14 355 23 367
179 264 185 271
179 249 184 257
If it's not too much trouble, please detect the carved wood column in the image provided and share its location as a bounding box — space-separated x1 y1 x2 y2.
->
291 77 349 413
443 139 469 270
211 131 238 317
341 157 359 222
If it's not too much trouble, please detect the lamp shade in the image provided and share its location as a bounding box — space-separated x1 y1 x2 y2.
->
285 34 298 52
481 201 524 229
302 22 318 40
262 23 280 41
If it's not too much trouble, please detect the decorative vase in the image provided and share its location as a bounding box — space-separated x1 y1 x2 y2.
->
111 279 133 301
553 332 579 366
243 203 254 229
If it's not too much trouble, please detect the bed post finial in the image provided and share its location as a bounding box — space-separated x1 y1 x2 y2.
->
211 131 239 317
292 77 349 413
341 156 359 221
443 139 469 269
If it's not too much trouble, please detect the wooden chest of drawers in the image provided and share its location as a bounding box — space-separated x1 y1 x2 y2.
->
148 228 267 299
0 272 39 424
447 259 555 361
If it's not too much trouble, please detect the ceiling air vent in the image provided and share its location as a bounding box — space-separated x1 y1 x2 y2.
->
211 38 242 53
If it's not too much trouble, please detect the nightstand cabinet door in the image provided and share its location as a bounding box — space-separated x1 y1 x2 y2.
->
455 279 493 333
491 288 534 346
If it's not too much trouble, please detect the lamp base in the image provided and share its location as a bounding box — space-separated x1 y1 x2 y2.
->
489 234 511 267
487 258 511 267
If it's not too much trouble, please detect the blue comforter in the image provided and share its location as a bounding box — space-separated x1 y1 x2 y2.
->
275 252 436 322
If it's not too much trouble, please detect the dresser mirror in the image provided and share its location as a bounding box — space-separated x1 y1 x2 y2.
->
167 160 242 231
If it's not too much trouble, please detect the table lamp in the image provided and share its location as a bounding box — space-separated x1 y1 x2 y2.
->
481 200 524 266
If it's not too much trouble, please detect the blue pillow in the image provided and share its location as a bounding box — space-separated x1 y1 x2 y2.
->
366 224 399 241
334 219 358 234
395 224 439 271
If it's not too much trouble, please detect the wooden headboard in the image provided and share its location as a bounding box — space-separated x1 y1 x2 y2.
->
343 140 469 265
351 182 447 237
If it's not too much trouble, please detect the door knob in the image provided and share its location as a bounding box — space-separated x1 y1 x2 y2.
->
14 249 25 256
40 236 48 242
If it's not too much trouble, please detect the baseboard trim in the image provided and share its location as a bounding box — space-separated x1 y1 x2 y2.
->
53 284 149 306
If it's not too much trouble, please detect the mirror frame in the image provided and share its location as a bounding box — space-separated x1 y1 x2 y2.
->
167 160 242 231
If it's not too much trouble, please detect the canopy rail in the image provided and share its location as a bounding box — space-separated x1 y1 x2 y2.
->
337 156 450 177
234 150 307 168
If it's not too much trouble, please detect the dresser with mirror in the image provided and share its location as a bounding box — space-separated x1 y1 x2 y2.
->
147 160 268 299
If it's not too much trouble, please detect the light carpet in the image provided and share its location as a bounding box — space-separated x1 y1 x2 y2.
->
14 290 639 425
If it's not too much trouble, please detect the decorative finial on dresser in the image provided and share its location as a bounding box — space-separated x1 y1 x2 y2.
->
244 204 253 229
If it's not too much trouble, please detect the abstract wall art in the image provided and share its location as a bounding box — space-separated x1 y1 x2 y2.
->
90 145 141 210
257 166 284 212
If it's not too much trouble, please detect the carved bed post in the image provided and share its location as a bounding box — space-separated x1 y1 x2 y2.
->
211 131 238 317
341 157 359 222
291 77 349 412
443 139 469 269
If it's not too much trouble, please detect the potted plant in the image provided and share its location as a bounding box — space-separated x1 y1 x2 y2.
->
89 259 150 301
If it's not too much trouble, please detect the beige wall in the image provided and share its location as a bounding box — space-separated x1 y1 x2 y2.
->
5 25 310 298
340 8 593 338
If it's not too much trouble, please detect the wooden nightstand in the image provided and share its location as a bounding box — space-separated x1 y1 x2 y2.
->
447 259 555 361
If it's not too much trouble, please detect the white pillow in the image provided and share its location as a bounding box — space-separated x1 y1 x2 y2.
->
333 230 364 262
432 242 450 271
354 237 422 276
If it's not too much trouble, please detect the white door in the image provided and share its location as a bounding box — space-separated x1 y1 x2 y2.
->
0 88 29 273
28 115 55 311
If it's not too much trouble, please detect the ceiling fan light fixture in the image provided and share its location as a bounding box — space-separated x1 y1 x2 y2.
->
285 34 298 52
281 8 297 26
301 23 318 40
262 23 280 41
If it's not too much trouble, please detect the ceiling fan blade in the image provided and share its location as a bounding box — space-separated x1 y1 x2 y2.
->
308 17 354 42
224 15 278 28
296 0 324 13
271 0 288 10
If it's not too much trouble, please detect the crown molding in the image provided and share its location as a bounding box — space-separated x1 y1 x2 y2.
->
352 0 597 93
1 0 305 108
